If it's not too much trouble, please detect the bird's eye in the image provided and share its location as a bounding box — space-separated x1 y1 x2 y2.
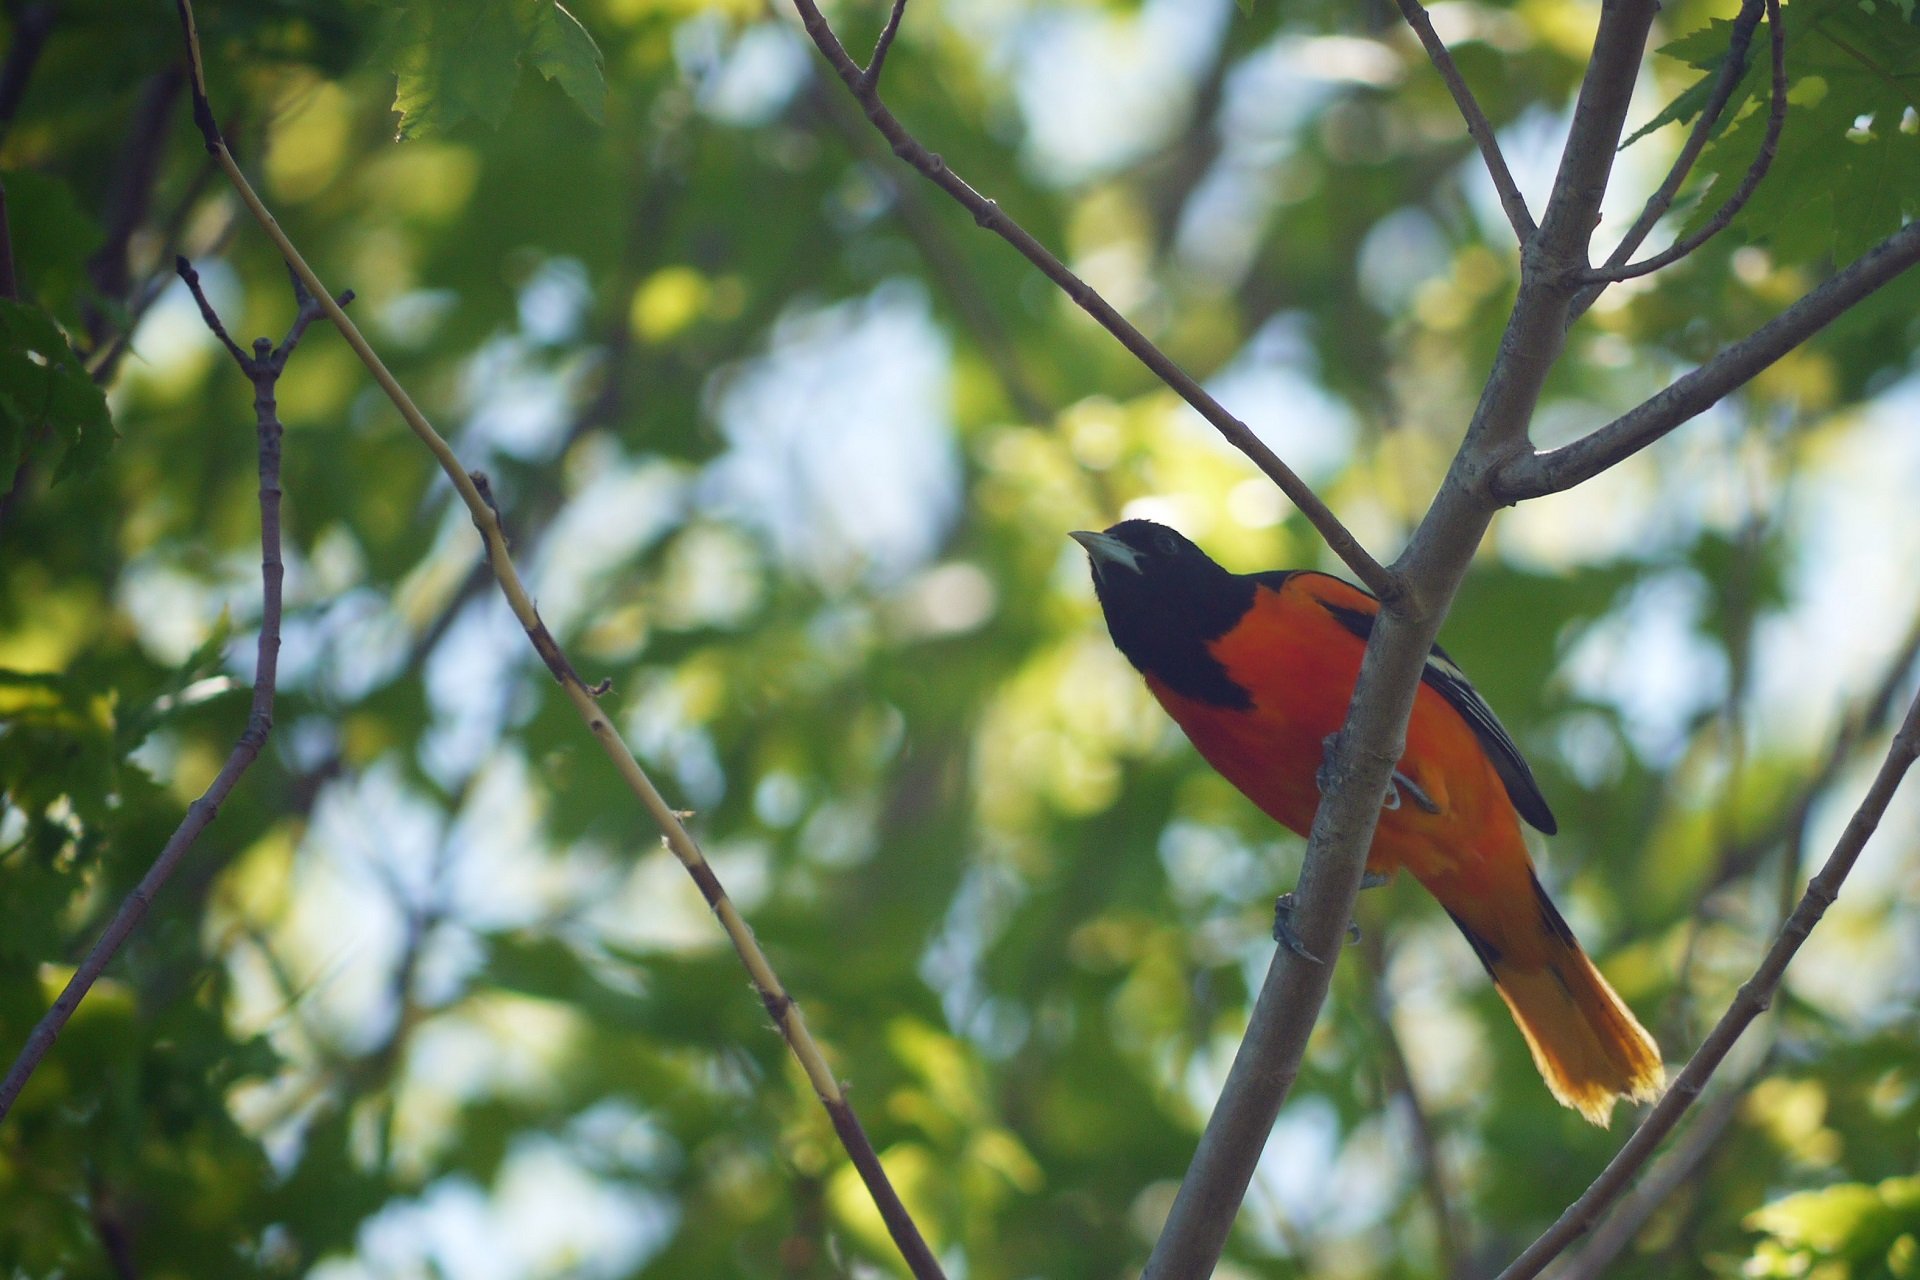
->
1155 532 1178 555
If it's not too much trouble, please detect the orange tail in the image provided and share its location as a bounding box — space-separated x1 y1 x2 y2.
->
1440 870 1665 1125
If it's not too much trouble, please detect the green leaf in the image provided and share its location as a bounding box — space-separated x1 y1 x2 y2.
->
1832 124 1920 263
1659 17 1762 72
528 2 606 126
387 0 527 137
1621 73 1720 148
0 171 104 328
0 298 115 482
385 0 604 137
1746 1175 1920 1276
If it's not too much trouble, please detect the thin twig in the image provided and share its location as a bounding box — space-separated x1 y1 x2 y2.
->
858 0 909 92
88 133 229 387
1585 0 1786 288
1571 0 1766 321
1394 0 1536 244
1494 218 1920 500
1495 689 1920 1280
168 5 947 1275
786 0 1399 603
0 260 326 1122
1547 1077 1751 1280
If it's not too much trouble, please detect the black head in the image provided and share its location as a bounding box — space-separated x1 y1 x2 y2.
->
1070 520 1258 708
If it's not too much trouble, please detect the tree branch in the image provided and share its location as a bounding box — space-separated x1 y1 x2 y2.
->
785 0 1399 603
168 5 947 1275
1146 5 1659 1272
1393 0 1536 244
1495 688 1920 1280
1549 1076 1751 1280
1585 0 1785 289
84 69 184 350
858 0 908 92
1573 0 1767 317
1532 0 1659 271
0 259 323 1123
1495 218 1920 500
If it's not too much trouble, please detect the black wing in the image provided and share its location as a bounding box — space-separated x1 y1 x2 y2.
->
1313 596 1558 836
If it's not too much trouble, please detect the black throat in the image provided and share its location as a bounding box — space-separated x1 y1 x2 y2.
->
1091 560 1264 710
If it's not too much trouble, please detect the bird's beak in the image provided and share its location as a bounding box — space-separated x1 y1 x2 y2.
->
1069 529 1142 575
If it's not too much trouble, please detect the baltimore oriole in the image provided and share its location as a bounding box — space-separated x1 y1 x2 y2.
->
1072 519 1664 1124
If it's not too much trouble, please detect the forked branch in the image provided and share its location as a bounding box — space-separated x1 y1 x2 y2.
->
786 0 1399 603
1495 218 1920 500
0 262 333 1122
1585 0 1786 291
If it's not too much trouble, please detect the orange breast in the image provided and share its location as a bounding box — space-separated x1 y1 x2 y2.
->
1145 575 1523 885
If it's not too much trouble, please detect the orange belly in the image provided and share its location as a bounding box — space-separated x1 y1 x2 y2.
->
1145 579 1524 890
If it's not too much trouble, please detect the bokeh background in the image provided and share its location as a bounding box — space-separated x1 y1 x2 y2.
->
4 0 1920 1276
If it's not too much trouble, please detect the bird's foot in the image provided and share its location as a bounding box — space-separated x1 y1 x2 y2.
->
1272 872 1391 961
1316 735 1439 816
1389 769 1441 814
1314 732 1340 797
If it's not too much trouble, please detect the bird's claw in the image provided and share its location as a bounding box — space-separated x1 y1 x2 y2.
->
1316 736 1439 817
1272 892 1330 963
1391 769 1441 814
1273 872 1391 960
1314 732 1340 797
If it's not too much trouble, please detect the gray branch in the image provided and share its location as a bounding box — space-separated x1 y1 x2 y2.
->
1496 220 1920 501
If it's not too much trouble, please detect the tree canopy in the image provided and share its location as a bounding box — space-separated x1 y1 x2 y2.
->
3 0 1920 1276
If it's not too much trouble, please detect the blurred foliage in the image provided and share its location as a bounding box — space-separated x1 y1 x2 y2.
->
3 0 1920 1277
1744 1173 1920 1278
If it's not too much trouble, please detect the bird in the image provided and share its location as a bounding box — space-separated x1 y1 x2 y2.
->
1071 518 1664 1124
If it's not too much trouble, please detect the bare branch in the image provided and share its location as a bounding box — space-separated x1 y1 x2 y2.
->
1144 609 1435 1279
1394 0 1536 244
167 6 947 1275
1495 218 1920 500
859 0 909 92
786 0 1400 603
84 70 184 351
1549 1078 1751 1280
1533 0 1660 271
1585 0 1786 289
1576 0 1767 310
0 261 322 1123
1495 688 1920 1280
174 255 249 364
